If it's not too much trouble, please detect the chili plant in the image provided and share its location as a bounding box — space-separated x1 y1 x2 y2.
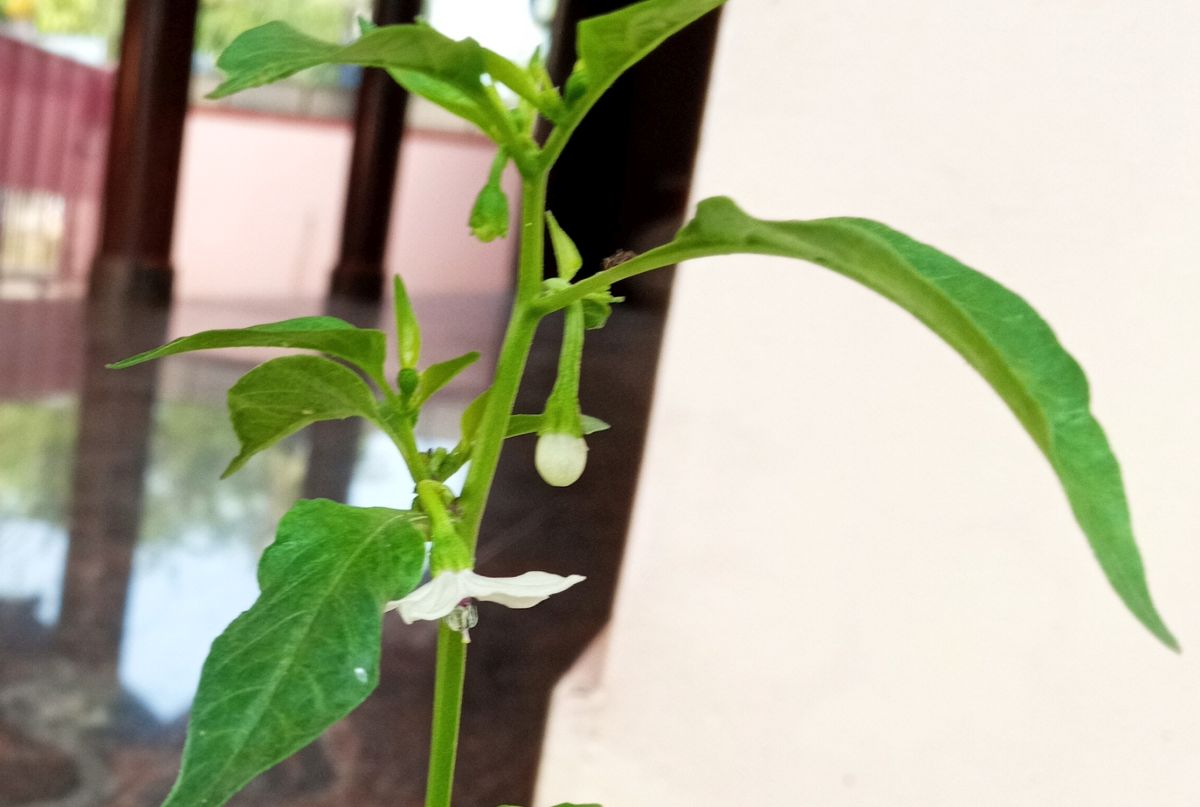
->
111 0 1177 804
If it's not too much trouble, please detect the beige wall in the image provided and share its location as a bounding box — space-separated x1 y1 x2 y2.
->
537 2 1200 805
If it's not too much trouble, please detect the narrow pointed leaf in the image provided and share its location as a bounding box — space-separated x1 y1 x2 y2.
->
161 500 426 807
507 413 610 438
224 355 380 477
460 388 491 446
603 196 1176 648
392 275 422 369
108 316 388 386
412 352 481 409
546 211 583 280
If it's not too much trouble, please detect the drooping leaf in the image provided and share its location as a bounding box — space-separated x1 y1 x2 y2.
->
108 316 388 387
161 500 426 807
507 413 610 438
211 21 483 100
224 355 381 478
599 196 1176 648
412 352 481 410
564 0 725 117
209 21 533 143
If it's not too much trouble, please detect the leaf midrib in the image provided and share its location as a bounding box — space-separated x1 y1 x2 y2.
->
181 514 406 798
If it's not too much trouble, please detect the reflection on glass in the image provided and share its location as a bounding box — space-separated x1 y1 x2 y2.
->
0 357 470 726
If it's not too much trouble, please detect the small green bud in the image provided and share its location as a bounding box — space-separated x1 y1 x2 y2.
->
469 182 510 242
535 432 588 487
398 367 420 398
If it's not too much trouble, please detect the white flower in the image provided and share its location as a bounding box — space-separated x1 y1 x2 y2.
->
535 433 588 487
387 569 586 625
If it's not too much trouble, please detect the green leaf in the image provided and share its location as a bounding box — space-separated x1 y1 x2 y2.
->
507 413 610 438
626 196 1177 649
211 21 482 100
224 355 380 478
460 388 491 446
392 275 422 369
161 499 426 807
210 20 538 144
108 316 388 387
546 211 583 280
566 0 725 116
412 352 481 410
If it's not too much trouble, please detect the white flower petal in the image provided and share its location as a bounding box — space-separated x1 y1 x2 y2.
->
387 569 586 624
388 570 469 624
464 570 586 609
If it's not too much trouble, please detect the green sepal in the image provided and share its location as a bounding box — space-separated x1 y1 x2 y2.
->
412 352 481 410
392 274 422 369
581 289 623 330
160 500 426 807
507 413 610 438
107 316 388 388
223 355 381 478
546 211 583 281
619 195 1177 649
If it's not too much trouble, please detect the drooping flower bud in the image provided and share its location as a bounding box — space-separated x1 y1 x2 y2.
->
535 431 588 487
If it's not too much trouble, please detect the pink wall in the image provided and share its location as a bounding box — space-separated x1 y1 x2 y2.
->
173 108 519 302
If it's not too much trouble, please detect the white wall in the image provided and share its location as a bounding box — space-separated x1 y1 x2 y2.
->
537 2 1200 805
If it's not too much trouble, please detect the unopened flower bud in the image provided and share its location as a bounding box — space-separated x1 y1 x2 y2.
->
535 432 588 487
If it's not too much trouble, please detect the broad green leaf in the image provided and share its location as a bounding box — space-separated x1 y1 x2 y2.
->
507 413 610 438
108 316 388 386
392 275 422 369
224 355 380 478
614 196 1177 648
412 352 481 410
546 211 583 281
564 0 725 116
161 499 425 807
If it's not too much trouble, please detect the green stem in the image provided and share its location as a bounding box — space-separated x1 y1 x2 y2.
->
532 244 693 315
425 624 468 807
456 175 547 553
379 411 430 483
543 302 585 432
421 172 548 806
